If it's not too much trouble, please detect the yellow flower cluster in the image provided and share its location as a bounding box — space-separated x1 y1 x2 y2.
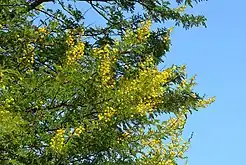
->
98 106 116 122
162 116 189 160
93 44 117 87
50 129 65 152
166 138 189 160
136 69 171 114
66 42 85 65
136 20 152 42
74 125 86 137
135 102 154 116
38 27 47 34
66 33 74 47
139 137 167 165
34 27 49 42
116 58 173 117
166 114 186 133
137 112 191 164
196 97 216 108
142 139 162 148
138 55 155 68
65 30 85 65
124 20 151 43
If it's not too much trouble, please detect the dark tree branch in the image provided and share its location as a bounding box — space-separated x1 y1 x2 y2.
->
28 0 54 11
88 1 112 23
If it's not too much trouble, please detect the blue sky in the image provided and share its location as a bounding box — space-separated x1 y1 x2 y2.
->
45 1 245 164
165 1 246 164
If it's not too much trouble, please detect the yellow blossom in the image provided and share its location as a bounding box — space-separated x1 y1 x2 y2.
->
65 32 85 65
93 44 117 87
38 27 47 34
98 106 116 122
50 129 66 152
74 126 86 136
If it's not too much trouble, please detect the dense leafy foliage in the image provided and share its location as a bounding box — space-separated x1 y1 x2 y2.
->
0 0 214 164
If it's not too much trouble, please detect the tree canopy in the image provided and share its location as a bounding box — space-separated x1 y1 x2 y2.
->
0 0 214 164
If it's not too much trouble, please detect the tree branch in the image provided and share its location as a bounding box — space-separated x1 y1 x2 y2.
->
28 0 113 12
28 0 54 11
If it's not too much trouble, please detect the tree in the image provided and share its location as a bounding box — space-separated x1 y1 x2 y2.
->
0 0 214 164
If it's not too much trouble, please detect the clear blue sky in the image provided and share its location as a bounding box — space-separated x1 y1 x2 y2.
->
165 1 246 164
45 1 245 164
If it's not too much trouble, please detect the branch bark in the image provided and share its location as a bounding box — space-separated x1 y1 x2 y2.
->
28 0 54 11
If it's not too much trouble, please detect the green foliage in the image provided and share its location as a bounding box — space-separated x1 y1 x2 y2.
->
0 0 214 164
